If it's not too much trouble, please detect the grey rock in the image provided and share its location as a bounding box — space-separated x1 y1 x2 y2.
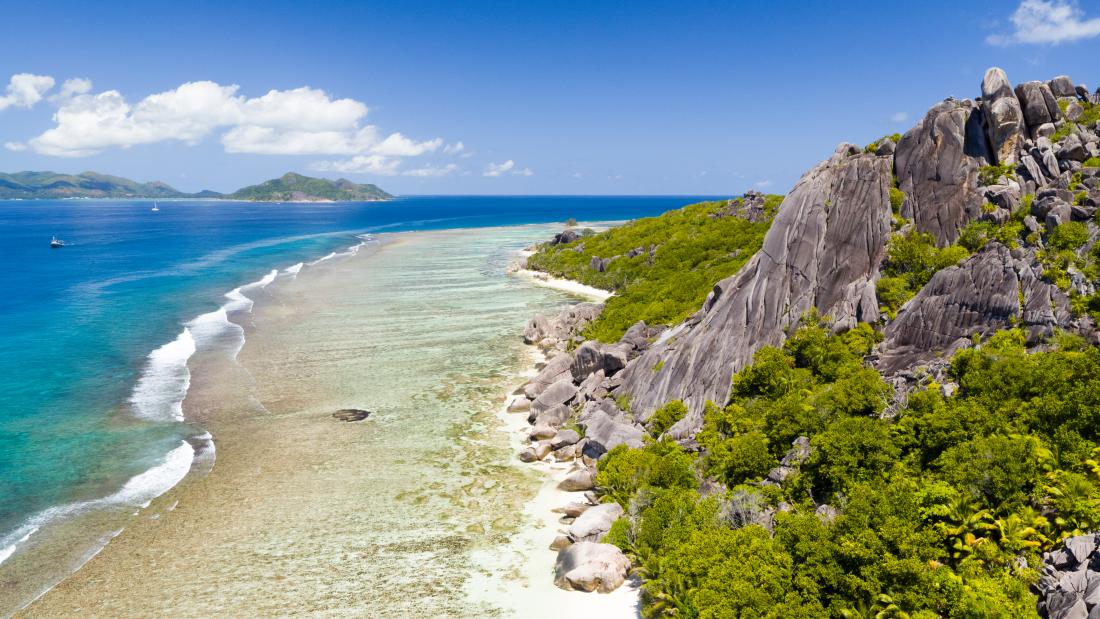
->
551 229 580 245
617 146 893 421
1067 101 1085 122
332 409 370 422
529 424 557 441
571 341 629 381
1066 534 1097 565
875 139 896 156
551 428 581 450
896 99 991 245
981 67 1026 164
568 502 623 542
518 447 538 463
589 256 613 272
1037 122 1057 139
534 441 553 461
558 467 597 491
560 501 591 518
581 409 644 458
553 542 631 593
1050 76 1077 98
523 353 573 399
506 398 530 414
549 535 572 551
764 436 811 484
532 404 572 428
577 370 607 402
552 444 577 461
1060 133 1089 162
523 314 551 344
531 377 578 417
878 243 1071 372
1016 81 1062 129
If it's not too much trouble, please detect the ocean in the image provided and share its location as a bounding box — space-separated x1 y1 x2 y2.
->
0 195 714 613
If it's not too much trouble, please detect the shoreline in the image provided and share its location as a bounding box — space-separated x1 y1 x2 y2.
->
17 224 621 617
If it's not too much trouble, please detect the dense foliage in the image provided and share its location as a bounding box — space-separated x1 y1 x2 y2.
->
526 196 782 341
228 172 391 201
598 319 1100 618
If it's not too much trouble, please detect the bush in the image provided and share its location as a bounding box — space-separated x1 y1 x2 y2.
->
889 187 906 214
881 230 970 296
1084 157 1100 168
978 164 1016 186
1049 221 1089 250
647 400 687 436
595 441 697 506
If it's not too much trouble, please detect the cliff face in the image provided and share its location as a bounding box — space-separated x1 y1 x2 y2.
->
618 145 893 421
608 67 1100 428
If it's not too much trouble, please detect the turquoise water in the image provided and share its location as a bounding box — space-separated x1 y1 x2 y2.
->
0 196 713 589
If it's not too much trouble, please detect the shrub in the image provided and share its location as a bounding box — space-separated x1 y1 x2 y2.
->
647 400 687 436
1049 221 1089 250
978 164 1016 186
595 441 697 506
889 187 905 214
1084 157 1100 168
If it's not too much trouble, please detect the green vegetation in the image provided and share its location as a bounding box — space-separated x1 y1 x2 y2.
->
646 400 687 436
889 187 906 214
526 196 782 341
978 164 1017 186
599 319 1100 617
1053 101 1100 142
229 172 391 202
0 171 213 199
864 133 903 153
1084 157 1100 168
876 231 970 316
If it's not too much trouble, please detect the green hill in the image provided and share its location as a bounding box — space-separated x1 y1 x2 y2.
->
0 171 212 199
227 172 392 202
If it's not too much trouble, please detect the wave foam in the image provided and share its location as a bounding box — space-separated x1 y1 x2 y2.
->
129 328 196 423
0 440 194 567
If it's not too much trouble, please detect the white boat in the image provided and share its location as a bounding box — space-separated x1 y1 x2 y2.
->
151 202 160 212
50 236 64 248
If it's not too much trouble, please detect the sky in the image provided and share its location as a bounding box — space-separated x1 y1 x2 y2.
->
0 0 1099 195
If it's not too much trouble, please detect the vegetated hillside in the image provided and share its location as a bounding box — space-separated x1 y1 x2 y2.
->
0 171 212 199
518 68 1100 618
526 191 781 341
227 172 392 202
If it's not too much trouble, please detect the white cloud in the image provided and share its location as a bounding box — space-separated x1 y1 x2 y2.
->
49 77 92 103
571 172 584 179
483 160 533 177
310 155 402 176
4 141 27 151
755 179 773 188
988 0 1100 45
443 141 465 155
0 73 55 112
484 160 515 177
402 163 459 177
23 80 445 165
890 111 909 123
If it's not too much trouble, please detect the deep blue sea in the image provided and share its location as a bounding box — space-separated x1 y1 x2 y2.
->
0 195 715 577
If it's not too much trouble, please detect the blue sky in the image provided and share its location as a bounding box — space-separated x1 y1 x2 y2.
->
0 0 1098 195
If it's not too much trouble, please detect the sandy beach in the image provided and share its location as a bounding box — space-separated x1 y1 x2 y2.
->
18 225 637 618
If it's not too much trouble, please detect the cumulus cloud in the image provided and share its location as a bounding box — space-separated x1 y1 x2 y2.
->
484 160 533 177
0 73 55 112
443 141 465 155
23 79 444 167
890 111 909 123
309 155 402 176
49 77 92 103
402 163 459 177
988 0 1100 45
4 141 27 151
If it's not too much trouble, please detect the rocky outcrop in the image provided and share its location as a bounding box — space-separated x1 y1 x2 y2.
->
554 542 631 593
1036 534 1100 619
981 67 1026 165
616 144 893 422
896 98 991 246
568 502 623 542
877 243 1072 373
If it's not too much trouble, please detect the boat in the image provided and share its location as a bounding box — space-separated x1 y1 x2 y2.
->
151 202 160 212
50 236 64 248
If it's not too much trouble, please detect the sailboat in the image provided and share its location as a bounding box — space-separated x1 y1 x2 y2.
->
151 202 160 212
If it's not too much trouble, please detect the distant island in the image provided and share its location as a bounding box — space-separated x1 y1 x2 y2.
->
0 171 392 202
228 172 392 202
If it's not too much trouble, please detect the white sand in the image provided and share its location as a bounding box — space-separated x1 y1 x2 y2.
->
512 269 613 302
465 348 641 618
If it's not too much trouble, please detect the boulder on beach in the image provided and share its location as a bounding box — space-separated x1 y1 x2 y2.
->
568 502 623 542
332 409 371 422
558 467 597 491
554 542 631 593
